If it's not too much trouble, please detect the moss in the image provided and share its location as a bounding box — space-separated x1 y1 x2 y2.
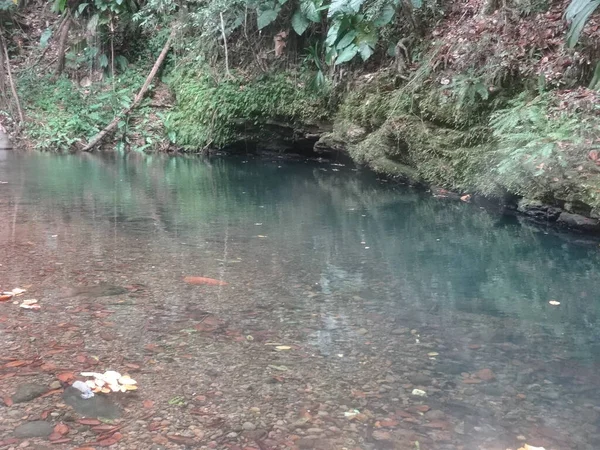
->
166 69 330 150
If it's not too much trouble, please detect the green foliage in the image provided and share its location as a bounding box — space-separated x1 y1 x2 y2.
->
165 69 329 150
565 0 600 47
18 71 146 151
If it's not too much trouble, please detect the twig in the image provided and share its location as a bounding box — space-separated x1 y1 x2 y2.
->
219 12 231 78
1 33 24 127
81 26 176 152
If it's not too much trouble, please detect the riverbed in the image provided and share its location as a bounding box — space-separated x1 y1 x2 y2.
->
1 150 600 450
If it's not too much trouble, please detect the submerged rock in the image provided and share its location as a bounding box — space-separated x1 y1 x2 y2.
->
517 198 561 221
12 383 48 403
557 212 600 232
62 386 120 419
13 421 53 438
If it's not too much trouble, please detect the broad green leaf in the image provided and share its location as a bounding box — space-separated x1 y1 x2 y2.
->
87 13 99 33
336 30 357 49
373 4 395 26
40 28 52 48
565 0 591 21
566 0 600 47
301 0 321 21
358 42 374 60
325 20 341 46
77 2 88 14
99 53 109 68
335 43 358 64
328 0 364 17
257 8 279 29
292 10 310 35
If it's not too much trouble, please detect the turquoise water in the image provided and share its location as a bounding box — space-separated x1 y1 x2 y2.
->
1 150 600 449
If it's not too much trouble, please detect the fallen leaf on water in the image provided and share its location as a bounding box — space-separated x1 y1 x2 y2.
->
275 346 292 351
427 352 439 357
57 372 75 383
143 399 154 409
78 418 102 426
183 276 227 286
549 300 560 306
3 396 13 406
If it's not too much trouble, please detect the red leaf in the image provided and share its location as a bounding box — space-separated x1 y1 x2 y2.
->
76 355 87 363
91 425 118 433
5 360 30 368
167 434 196 445
57 372 75 383
183 276 227 286
41 362 57 371
94 432 123 447
3 396 13 406
78 418 102 426
0 294 12 302
589 150 599 161
40 389 63 398
54 423 69 436
48 432 63 441
0 438 20 446
41 409 52 419
143 400 154 409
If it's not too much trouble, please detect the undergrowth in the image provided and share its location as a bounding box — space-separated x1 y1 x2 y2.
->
18 71 153 151
165 68 330 150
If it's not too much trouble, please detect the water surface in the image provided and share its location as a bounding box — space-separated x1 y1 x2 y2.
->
1 150 600 449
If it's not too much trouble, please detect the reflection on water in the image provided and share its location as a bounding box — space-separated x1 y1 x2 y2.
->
2 150 600 449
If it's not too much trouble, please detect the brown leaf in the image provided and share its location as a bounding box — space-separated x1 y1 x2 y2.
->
94 432 123 447
91 425 118 433
167 434 196 445
48 432 63 441
143 400 155 409
5 360 30 368
3 396 13 406
57 372 75 383
50 438 72 444
41 409 52 419
589 150 599 161
0 294 12 302
40 389 63 398
76 355 87 363
183 276 227 286
41 362 57 371
54 423 69 436
78 418 102 426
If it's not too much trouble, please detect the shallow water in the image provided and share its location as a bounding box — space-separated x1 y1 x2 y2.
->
1 150 600 449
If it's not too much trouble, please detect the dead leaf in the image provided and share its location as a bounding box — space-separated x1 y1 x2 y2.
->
183 276 227 286
54 423 69 436
48 432 63 441
41 409 52 419
57 372 75 383
167 434 196 445
40 388 63 398
589 150 599 161
3 396 13 406
143 400 155 409
91 425 118 433
5 360 30 368
549 300 560 306
94 432 123 447
0 294 12 302
78 418 102 426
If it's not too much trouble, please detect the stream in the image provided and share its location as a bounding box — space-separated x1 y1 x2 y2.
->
1 150 600 449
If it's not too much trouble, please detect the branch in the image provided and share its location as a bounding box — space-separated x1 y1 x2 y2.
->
82 27 176 152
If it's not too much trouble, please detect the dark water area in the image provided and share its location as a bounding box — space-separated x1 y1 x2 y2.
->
1 149 600 449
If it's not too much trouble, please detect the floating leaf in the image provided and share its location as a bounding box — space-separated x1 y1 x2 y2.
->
275 345 292 351
549 300 561 306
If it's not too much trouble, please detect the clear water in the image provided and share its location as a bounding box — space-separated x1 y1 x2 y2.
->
1 150 600 449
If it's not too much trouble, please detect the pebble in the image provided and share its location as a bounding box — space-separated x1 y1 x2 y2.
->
242 421 256 431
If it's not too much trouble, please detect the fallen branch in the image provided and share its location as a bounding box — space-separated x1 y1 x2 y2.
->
82 27 176 152
1 33 24 127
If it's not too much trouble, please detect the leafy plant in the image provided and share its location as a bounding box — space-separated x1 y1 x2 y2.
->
564 0 600 47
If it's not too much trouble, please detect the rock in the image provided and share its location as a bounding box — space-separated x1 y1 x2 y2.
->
411 389 427 397
517 198 561 221
242 422 256 431
425 410 445 420
391 327 409 335
372 430 392 441
474 368 496 381
13 421 53 438
12 384 48 403
62 386 120 419
356 328 369 335
557 212 600 232
226 432 238 438
49 381 62 390
540 390 560 400
306 428 324 434
409 374 432 386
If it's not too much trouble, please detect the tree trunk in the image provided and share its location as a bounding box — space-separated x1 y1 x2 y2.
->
82 27 176 152
1 33 24 126
55 12 71 77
